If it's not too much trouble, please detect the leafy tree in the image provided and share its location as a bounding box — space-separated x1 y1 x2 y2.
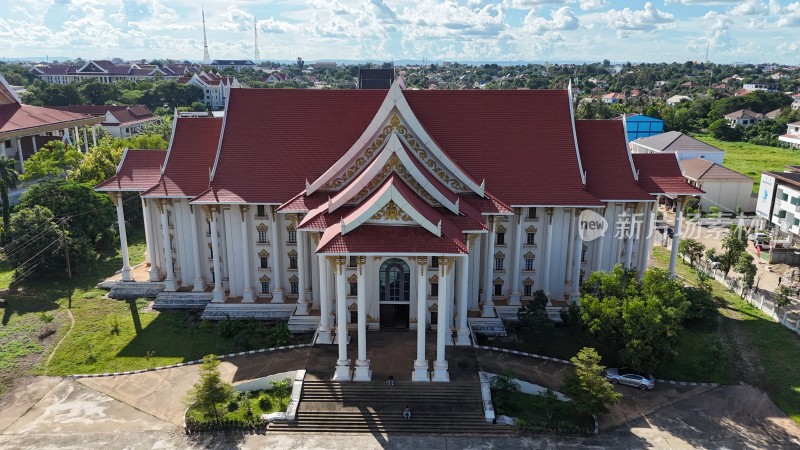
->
490 369 520 411
21 141 84 182
79 80 120 105
185 354 234 419
562 347 621 415
0 155 19 239
708 118 742 141
678 238 705 267
17 179 116 258
516 295 554 352
4 205 65 279
580 265 688 371
773 285 794 309
734 252 757 292
270 378 293 409
720 225 747 275
67 139 124 186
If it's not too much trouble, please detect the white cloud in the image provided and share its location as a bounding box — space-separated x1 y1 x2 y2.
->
730 0 768 15
603 2 674 31
577 0 606 10
522 6 580 33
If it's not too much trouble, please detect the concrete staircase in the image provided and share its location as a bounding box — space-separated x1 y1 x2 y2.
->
108 281 165 300
287 315 320 333
152 291 213 310
268 380 513 435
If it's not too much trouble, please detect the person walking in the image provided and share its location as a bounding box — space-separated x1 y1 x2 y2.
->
403 405 411 420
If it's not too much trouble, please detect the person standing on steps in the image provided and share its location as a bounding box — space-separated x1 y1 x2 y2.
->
386 375 394 386
403 405 411 420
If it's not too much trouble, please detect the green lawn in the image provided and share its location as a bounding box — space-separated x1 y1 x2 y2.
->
186 388 290 425
653 246 800 426
693 134 799 193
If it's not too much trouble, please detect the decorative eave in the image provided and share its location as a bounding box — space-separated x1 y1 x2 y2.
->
305 79 485 197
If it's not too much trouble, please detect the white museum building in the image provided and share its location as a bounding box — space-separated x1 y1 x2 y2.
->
97 80 701 382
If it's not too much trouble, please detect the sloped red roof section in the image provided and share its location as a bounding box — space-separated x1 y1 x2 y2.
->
96 149 166 192
207 88 602 207
632 153 704 196
0 104 101 134
575 120 652 201
142 117 221 197
317 224 467 254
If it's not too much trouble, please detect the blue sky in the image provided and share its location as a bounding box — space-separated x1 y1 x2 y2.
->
0 1 798 64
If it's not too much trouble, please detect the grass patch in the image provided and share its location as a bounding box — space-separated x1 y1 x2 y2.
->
496 391 594 436
653 246 800 426
693 134 798 193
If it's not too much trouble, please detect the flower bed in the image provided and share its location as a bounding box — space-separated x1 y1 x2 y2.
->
185 387 291 434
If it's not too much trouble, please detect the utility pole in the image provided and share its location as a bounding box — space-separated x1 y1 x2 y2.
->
61 220 71 279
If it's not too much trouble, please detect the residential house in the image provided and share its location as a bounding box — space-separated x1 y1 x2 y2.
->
264 73 290 84
680 158 756 213
778 121 800 149
724 109 764 127
756 168 800 254
742 83 779 93
666 95 692 106
601 92 625 104
792 94 800 110
631 131 725 165
179 72 239 110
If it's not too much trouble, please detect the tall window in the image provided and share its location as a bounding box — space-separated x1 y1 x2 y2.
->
258 228 268 243
349 280 358 296
261 281 270 293
431 282 439 296
496 231 505 245
349 256 357 268
526 232 536 245
494 283 502 296
256 205 267 217
528 208 537 219
290 281 299 295
261 256 269 269
495 252 504 271
289 255 298 269
287 229 297 244
430 311 438 325
523 284 533 297
525 258 534 271
581 244 587 262
430 256 439 268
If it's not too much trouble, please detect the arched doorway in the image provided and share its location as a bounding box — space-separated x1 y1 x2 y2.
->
379 258 410 328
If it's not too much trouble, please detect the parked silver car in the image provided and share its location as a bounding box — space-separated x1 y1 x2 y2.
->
604 368 655 390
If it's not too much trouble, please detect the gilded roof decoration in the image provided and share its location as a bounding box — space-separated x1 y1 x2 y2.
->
370 200 413 222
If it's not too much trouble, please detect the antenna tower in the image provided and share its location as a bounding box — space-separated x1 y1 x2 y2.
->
202 6 211 65
254 17 260 63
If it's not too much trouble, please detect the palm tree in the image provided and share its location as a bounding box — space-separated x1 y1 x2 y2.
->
0 156 20 240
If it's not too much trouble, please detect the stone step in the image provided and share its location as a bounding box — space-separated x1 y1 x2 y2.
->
152 291 213 310
200 303 296 320
469 317 507 337
268 411 513 435
108 281 165 300
287 315 320 333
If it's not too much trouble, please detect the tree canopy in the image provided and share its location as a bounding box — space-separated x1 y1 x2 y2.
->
21 141 84 182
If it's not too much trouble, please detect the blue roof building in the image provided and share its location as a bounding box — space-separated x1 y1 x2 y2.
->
623 114 664 142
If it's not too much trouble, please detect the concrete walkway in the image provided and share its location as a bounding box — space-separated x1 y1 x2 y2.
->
2 345 800 449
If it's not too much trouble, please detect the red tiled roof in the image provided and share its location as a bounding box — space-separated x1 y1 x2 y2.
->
96 150 166 192
317 224 467 254
50 105 157 125
575 120 652 201
0 104 101 135
206 88 602 207
632 154 704 196
142 117 221 197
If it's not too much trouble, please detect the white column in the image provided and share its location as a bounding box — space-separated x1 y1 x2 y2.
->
73 126 80 148
316 248 332 344
433 256 452 382
413 257 430 381
353 257 371 381
15 139 24 173
91 126 97 147
638 202 655 279
332 256 351 381
189 206 205 291
482 217 496 317
509 211 523 305
669 198 684 278
569 210 583 303
143 198 160 281
114 193 132 281
240 206 255 302
295 219 309 315
593 208 606 272
82 127 89 152
270 209 284 302
209 206 224 302
565 209 575 287
624 204 635 269
456 253 471 346
159 200 177 291
542 208 554 297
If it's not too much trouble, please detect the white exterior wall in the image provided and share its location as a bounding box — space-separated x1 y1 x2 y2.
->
696 179 756 213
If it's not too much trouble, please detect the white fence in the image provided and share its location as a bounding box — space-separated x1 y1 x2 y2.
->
696 260 800 336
